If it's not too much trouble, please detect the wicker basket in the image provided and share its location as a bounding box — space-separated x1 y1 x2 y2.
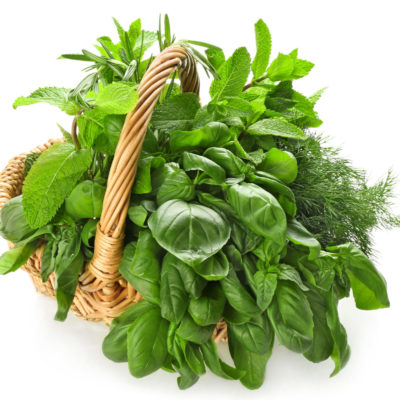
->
0 45 228 342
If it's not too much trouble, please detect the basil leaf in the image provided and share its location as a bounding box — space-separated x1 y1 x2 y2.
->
176 313 214 345
287 219 321 260
228 313 273 354
277 264 309 291
169 122 231 152
127 306 169 377
160 253 189 324
192 251 230 281
0 240 39 275
128 205 148 227
102 301 156 362
267 280 314 353
258 148 298 184
254 270 278 311
328 243 390 310
119 231 162 305
164 253 207 299
132 156 165 194
182 152 226 184
226 182 287 249
188 283 226 326
220 266 261 318
148 200 230 267
203 147 247 177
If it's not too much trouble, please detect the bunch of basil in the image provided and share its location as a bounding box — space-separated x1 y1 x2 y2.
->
0 16 391 390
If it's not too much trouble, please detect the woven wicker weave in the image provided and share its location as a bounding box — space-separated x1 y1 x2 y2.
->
0 45 228 342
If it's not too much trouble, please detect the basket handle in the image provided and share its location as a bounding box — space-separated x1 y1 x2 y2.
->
82 45 200 291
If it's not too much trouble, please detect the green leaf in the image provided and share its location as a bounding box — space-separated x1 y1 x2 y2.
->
54 250 84 321
200 339 245 380
95 82 139 114
267 280 314 353
165 253 207 299
151 93 200 132
277 264 309 291
210 47 251 101
253 271 277 311
22 142 92 229
325 288 351 376
176 313 214 345
169 122 231 152
192 251 230 281
205 48 225 70
247 118 307 140
188 283 226 326
132 30 158 59
119 232 163 305
303 288 334 363
228 313 273 354
226 182 287 249
160 253 190 323
220 266 261 318
183 152 226 184
228 326 274 389
128 205 147 227
203 147 247 177
93 114 125 155
132 156 165 194
267 53 294 81
127 306 169 377
156 167 195 205
287 219 321 260
0 240 38 275
259 148 298 184
76 108 106 148
103 300 155 363
328 243 390 310
13 87 80 115
148 200 230 267
252 19 272 79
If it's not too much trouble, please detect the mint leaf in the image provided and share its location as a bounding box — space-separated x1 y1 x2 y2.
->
95 82 139 114
267 53 294 81
77 108 106 148
22 142 92 228
210 47 251 101
128 19 142 45
252 19 272 79
206 48 225 70
13 87 80 115
133 31 158 59
151 93 200 132
247 118 307 140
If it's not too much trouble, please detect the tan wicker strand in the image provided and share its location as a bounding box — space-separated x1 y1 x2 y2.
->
0 45 228 342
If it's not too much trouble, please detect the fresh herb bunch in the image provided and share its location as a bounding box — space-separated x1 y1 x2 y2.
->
0 15 397 390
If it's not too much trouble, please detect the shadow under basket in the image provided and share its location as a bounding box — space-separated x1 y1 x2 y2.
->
0 45 228 343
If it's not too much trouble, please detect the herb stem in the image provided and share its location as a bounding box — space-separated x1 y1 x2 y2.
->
71 109 84 150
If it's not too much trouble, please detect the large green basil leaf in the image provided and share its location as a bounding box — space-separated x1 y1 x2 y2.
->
102 300 155 362
228 313 273 354
228 325 274 389
303 288 334 363
223 303 252 325
287 219 321 260
328 243 390 310
169 122 231 152
127 306 169 377
188 283 226 326
226 182 287 249
176 313 215 345
276 263 309 291
200 339 245 380
253 270 278 311
267 280 314 353
192 251 229 281
325 288 351 376
247 171 297 217
148 200 230 267
93 114 125 155
156 168 195 206
182 152 226 184
203 147 247 177
119 231 163 305
258 148 298 184
220 266 261 318
164 253 207 299
177 338 206 376
160 253 189 324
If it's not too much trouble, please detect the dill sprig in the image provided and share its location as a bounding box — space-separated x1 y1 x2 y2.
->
283 134 400 255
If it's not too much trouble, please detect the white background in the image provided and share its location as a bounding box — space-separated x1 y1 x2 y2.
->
1 1 399 399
